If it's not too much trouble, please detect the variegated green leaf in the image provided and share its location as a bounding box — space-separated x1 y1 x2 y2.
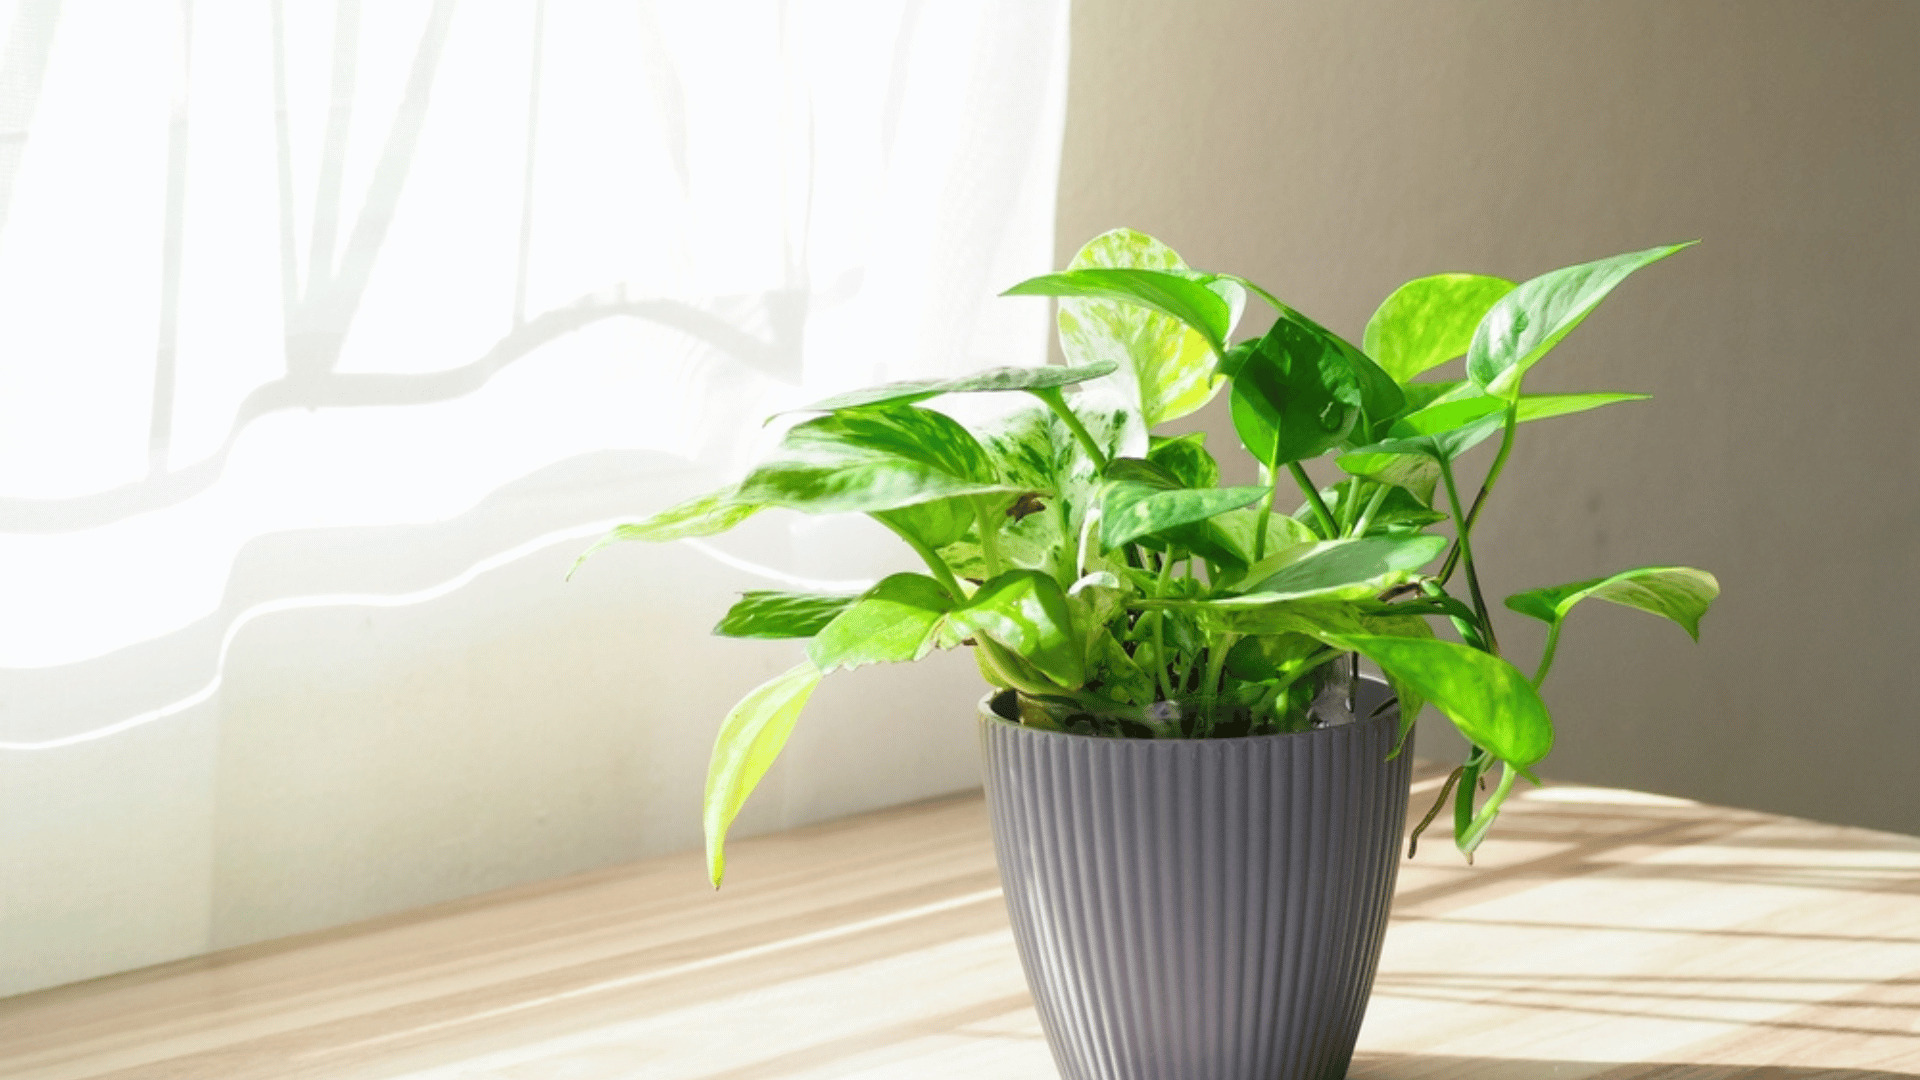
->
1506 566 1719 640
739 406 1012 516
1033 229 1243 427
1468 243 1692 400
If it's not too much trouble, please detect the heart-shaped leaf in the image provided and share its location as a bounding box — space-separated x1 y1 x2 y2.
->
1467 243 1692 400
1025 230 1246 428
1506 566 1719 640
781 361 1118 416
1364 274 1516 382
705 661 822 887
809 573 958 673
714 591 859 639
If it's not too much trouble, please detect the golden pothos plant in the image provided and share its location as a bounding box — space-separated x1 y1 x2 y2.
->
580 229 1719 887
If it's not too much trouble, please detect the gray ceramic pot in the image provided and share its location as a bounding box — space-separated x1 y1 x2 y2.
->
979 677 1411 1080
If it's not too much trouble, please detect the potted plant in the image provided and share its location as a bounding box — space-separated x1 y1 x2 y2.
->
577 228 1718 1079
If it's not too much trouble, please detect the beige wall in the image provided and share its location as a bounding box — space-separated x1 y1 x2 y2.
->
1059 1 1920 834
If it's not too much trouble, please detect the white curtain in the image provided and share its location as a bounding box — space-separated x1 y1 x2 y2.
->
0 0 1067 995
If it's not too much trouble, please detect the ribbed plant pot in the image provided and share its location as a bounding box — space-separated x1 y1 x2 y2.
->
979 678 1412 1080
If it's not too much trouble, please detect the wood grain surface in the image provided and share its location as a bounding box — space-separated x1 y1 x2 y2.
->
3 762 1917 1079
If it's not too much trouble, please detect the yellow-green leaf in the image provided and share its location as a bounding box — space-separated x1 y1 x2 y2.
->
704 661 822 887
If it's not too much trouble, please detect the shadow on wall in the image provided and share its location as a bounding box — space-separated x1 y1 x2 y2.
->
0 0 1067 997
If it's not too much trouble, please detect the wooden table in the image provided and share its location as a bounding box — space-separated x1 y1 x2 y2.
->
4 762 1919 1079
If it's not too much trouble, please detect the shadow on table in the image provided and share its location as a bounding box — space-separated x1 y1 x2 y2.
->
1351 1054 1919 1079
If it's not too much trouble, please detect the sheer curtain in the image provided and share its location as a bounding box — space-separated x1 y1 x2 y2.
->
0 0 1067 995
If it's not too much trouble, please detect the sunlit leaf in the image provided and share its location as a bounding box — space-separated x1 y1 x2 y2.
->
1363 274 1516 382
1506 566 1719 640
713 591 859 639
809 573 958 673
1038 229 1244 427
705 661 822 887
1467 243 1692 400
1330 635 1554 768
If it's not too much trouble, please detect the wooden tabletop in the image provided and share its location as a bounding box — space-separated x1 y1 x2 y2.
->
4 762 1918 1079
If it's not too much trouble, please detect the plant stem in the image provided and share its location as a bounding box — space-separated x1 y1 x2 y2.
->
1437 403 1518 585
875 515 964 597
979 638 1060 699
1030 387 1108 472
1150 552 1178 699
1289 462 1339 539
972 497 1006 578
1337 476 1361 536
1350 482 1390 538
1438 458 1499 656
1457 761 1518 856
1198 632 1238 734
1251 446 1283 563
1531 621 1563 689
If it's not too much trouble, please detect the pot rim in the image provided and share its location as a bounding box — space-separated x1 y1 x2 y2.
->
977 675 1400 746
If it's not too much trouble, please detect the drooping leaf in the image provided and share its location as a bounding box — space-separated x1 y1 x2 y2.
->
809 573 958 672
1364 274 1517 383
945 569 1085 688
570 485 762 576
705 661 823 887
1467 243 1693 400
738 406 1012 516
781 361 1118 416
1097 458 1267 550
1039 229 1244 427
714 591 859 639
1329 635 1555 768
1506 566 1719 640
